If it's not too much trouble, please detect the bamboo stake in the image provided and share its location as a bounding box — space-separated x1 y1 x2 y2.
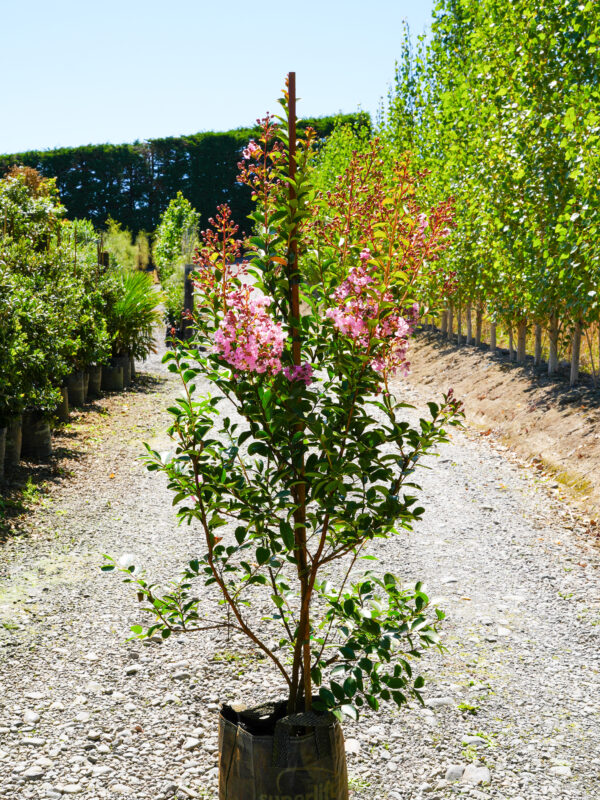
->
447 304 454 343
287 72 310 714
457 305 462 346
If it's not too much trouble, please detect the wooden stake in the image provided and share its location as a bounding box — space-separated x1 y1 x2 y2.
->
287 72 301 369
287 72 310 714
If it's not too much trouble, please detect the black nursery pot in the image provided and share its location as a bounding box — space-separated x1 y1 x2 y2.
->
87 365 103 398
101 363 124 392
56 387 69 423
112 354 131 388
5 415 23 467
21 411 52 461
66 370 86 407
218 700 349 800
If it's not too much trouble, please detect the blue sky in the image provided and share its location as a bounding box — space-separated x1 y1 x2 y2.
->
1 0 434 154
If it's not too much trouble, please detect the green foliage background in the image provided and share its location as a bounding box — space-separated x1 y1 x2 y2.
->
0 115 370 236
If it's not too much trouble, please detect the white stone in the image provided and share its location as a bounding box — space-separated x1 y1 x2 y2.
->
85 652 100 662
426 697 454 708
345 738 361 755
182 738 201 751
24 710 41 724
23 766 45 780
445 765 465 781
461 765 491 785
549 765 572 777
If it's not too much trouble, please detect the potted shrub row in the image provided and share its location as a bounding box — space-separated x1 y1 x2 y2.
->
0 168 162 482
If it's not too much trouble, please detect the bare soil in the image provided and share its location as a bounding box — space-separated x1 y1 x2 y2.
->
406 329 600 526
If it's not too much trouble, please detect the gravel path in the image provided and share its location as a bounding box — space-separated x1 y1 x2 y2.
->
0 343 599 800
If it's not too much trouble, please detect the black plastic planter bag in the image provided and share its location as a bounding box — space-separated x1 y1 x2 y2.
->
219 701 349 800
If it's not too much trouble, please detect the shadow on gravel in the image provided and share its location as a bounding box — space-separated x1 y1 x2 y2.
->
0 370 167 544
419 328 600 411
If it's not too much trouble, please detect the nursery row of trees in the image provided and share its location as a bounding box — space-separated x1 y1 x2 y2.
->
0 114 369 235
384 0 600 383
0 167 161 476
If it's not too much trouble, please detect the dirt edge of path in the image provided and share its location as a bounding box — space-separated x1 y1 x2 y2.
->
406 330 600 530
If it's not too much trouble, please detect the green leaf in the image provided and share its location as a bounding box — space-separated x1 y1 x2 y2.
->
256 547 269 565
319 687 336 708
279 519 295 550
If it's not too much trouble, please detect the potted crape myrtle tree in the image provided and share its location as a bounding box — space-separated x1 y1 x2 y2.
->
105 76 461 799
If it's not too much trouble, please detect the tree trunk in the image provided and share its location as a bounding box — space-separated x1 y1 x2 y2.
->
570 321 582 386
534 324 542 367
508 329 515 361
475 307 483 346
490 322 497 353
441 309 448 335
447 304 454 342
466 304 472 344
457 306 463 346
516 319 527 364
548 314 559 375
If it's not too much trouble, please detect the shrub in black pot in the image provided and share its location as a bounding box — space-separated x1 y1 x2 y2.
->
105 78 461 799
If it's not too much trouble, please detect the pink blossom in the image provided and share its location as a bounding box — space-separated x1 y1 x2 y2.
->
242 140 261 160
214 287 285 376
282 363 314 386
326 256 420 378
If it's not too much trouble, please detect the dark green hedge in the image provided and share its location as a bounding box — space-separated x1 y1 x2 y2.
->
0 114 370 234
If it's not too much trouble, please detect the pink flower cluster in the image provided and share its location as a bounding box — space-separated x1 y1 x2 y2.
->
214 287 285 375
326 250 419 378
242 140 261 160
282 363 314 386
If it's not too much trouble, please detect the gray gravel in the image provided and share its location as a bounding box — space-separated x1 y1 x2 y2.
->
1 341 599 800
